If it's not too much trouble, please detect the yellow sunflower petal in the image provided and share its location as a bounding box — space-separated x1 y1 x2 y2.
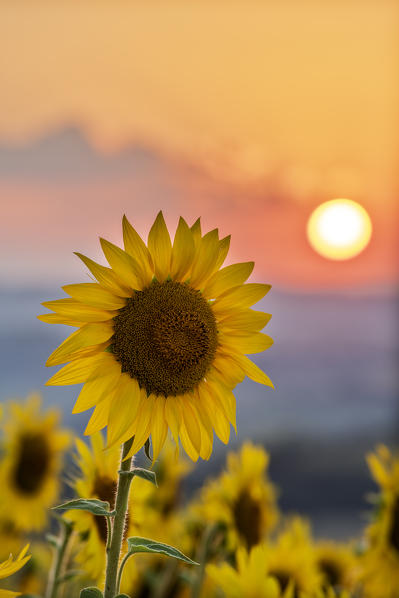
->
170 217 195 281
219 331 274 354
190 393 213 460
74 252 131 297
180 396 201 455
190 217 202 247
190 229 220 288
210 353 246 387
203 262 254 299
106 374 143 449
128 394 156 456
150 396 168 461
84 397 111 435
46 354 102 386
214 234 231 271
62 283 126 310
122 215 154 287
147 211 172 282
227 353 274 388
46 323 113 367
72 354 122 413
179 418 199 462
199 384 230 444
164 396 182 449
100 238 141 290
37 313 82 327
210 382 237 432
219 309 271 332
42 298 116 322
212 283 271 313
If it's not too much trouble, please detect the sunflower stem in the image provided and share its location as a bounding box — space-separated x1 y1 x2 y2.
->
45 518 74 598
104 437 134 598
191 525 216 598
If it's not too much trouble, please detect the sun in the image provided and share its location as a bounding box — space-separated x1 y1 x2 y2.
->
307 199 372 260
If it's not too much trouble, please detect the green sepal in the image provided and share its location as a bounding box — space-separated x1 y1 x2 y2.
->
118 467 157 486
115 595 131 598
127 537 199 565
52 498 115 517
144 438 152 461
80 588 103 598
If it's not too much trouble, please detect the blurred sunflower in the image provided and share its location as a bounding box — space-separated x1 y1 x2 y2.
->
134 438 192 519
314 541 358 593
67 432 139 583
360 445 399 597
301 589 352 598
265 518 321 598
0 395 70 531
192 442 278 550
0 543 30 598
39 212 273 461
206 544 280 598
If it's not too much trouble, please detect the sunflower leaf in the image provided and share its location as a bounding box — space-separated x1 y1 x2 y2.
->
126 537 199 565
53 498 115 517
80 588 103 598
115 595 131 598
118 467 157 486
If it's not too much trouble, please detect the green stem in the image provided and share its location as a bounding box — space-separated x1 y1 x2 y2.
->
104 438 134 598
45 520 73 598
191 526 216 598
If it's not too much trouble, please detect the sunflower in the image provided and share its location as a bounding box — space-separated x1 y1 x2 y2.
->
39 212 273 461
0 544 30 598
0 394 70 532
265 518 321 598
67 432 140 584
192 442 278 551
314 541 358 593
206 544 280 598
360 445 399 598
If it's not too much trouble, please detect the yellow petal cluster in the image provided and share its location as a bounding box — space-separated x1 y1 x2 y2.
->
39 213 273 461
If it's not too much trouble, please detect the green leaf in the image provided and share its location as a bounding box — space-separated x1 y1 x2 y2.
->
53 498 115 517
115 595 131 598
144 438 152 461
118 467 157 487
127 537 199 565
80 588 103 598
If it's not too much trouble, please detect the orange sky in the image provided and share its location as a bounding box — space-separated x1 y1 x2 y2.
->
0 1 397 289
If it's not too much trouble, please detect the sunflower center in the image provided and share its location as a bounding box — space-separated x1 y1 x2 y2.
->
112 281 218 396
12 432 50 495
319 559 341 587
389 496 399 552
271 571 298 598
232 489 262 549
93 475 117 544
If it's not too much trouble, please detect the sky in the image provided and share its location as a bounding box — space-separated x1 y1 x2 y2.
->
0 0 397 290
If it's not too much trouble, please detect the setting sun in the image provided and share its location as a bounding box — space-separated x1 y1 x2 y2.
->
307 199 372 261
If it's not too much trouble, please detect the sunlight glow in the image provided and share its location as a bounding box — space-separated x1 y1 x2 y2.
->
307 199 372 260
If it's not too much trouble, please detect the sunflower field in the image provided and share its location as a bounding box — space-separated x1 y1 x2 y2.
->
0 214 396 598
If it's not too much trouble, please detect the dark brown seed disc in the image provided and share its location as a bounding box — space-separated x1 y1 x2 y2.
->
111 281 218 397
12 433 51 495
232 489 262 549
